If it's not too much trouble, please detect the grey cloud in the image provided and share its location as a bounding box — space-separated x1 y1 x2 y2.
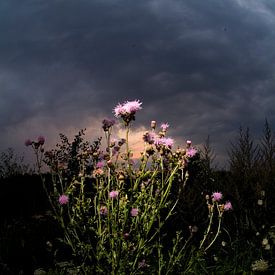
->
1 0 275 166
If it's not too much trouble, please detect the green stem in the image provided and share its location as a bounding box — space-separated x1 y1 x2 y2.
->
199 204 214 250
204 206 223 252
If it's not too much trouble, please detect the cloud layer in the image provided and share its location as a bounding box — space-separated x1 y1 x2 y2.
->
1 0 275 167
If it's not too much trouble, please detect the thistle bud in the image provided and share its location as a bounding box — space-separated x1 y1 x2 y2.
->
151 120 156 129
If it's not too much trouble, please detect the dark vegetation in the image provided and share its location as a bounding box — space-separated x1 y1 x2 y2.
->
0 121 275 274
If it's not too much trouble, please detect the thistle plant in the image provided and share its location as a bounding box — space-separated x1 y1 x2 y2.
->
199 192 232 252
27 100 232 274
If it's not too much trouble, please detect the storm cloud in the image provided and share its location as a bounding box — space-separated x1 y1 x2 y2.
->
1 0 275 166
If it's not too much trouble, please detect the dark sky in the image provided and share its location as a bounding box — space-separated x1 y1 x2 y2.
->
1 0 275 167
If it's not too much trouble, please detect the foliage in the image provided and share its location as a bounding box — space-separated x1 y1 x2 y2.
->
26 100 232 274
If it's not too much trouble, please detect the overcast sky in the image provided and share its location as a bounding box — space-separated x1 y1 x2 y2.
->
1 0 275 167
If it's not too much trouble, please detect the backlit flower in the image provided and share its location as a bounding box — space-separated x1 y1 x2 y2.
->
212 192 223 202
59 194 69 205
155 137 174 148
114 100 142 117
96 161 105 169
143 132 156 144
160 123 169 132
109 190 119 199
100 206 108 216
130 208 139 217
224 201 233 211
186 148 197 158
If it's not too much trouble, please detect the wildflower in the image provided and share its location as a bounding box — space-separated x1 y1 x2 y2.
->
37 136 45 145
100 206 108 216
251 259 269 272
58 194 69 205
212 192 223 202
109 190 119 199
138 259 148 269
155 137 174 148
224 201 233 211
114 100 142 118
93 168 104 177
143 132 156 144
102 118 115 131
187 140 192 145
25 139 32 146
130 208 139 217
186 148 197 158
160 123 169 132
96 161 105 169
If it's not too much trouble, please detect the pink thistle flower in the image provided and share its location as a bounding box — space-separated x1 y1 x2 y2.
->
113 100 142 117
123 100 142 113
25 139 32 146
212 192 223 202
109 190 119 199
130 208 139 217
224 201 233 211
186 148 197 158
96 161 105 169
58 194 69 205
37 136 45 145
100 206 108 216
160 123 169 132
113 103 125 117
93 168 104 177
143 132 156 144
155 137 174 148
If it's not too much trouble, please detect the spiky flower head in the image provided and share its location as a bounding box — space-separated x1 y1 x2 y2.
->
109 190 119 199
114 100 142 117
113 100 142 125
155 137 174 148
100 206 108 216
59 194 69 205
212 192 223 202
224 201 233 211
143 132 156 144
186 148 197 158
130 208 139 217
160 123 169 132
